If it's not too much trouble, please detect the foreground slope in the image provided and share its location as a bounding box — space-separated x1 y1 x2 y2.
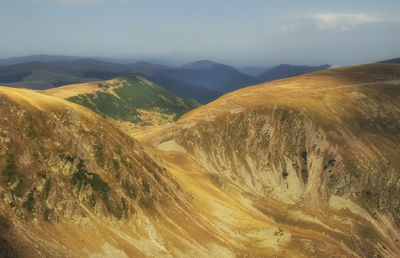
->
44 75 200 130
137 63 400 257
0 87 246 257
2 63 400 257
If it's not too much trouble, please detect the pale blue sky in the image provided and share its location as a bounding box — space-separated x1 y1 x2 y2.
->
1 0 399 66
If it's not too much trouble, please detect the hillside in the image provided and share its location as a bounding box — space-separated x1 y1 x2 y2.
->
1 63 400 257
1 86 276 257
136 63 400 257
3 81 377 257
44 75 200 130
0 86 191 257
258 64 330 82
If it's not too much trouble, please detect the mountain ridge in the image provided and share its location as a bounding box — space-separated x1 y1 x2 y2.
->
43 75 200 131
1 62 400 256
257 64 331 82
136 63 400 257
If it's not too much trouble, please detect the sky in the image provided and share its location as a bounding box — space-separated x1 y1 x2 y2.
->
0 0 399 66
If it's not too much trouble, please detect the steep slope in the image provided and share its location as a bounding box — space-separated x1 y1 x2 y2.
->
258 64 330 82
137 63 400 257
160 60 258 94
0 86 252 257
0 86 181 256
44 76 200 130
2 63 400 257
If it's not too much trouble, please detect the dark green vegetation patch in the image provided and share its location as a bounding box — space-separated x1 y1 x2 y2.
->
1 154 27 198
70 159 131 219
1 154 19 187
66 76 200 124
71 159 110 198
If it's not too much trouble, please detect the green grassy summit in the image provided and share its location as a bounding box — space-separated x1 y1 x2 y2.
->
66 75 200 125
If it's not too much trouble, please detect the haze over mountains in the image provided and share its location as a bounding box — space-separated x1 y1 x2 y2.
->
0 55 331 103
258 64 331 82
380 57 400 64
237 66 271 77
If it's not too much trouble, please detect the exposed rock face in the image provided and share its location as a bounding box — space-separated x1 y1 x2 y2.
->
178 106 400 218
145 63 400 257
1 63 400 257
0 91 179 220
0 87 192 257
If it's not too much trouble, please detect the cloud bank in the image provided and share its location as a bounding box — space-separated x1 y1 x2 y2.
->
280 12 384 33
312 13 380 31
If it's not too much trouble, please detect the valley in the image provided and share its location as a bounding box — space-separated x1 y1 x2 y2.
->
0 62 399 257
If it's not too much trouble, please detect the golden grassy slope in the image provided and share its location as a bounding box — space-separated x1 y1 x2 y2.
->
1 63 400 257
0 86 226 257
42 78 121 99
1 85 318 257
179 63 400 125
136 63 400 257
0 86 98 117
42 76 201 133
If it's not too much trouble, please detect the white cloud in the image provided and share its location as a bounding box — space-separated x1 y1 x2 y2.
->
312 13 380 31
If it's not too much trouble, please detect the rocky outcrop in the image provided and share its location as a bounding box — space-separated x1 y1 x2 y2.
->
149 63 400 256
0 87 192 257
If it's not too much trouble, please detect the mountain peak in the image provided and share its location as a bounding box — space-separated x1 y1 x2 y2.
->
181 60 228 69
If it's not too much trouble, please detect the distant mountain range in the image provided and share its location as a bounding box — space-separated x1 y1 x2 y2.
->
380 57 400 64
160 60 259 93
258 64 331 82
0 55 334 103
237 66 271 77
0 54 139 66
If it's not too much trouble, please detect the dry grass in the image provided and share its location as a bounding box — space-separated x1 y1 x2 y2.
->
42 79 122 99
